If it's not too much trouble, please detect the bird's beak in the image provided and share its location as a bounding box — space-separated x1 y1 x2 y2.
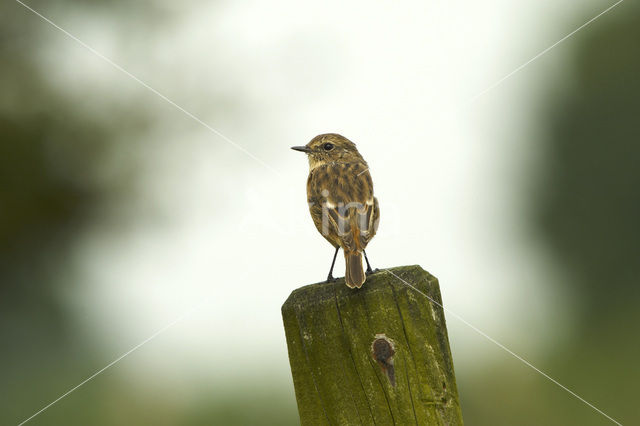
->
291 145 311 153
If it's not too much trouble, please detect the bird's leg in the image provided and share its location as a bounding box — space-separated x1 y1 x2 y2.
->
326 246 340 282
363 250 376 275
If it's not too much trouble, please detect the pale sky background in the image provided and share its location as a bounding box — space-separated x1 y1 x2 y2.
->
26 0 614 390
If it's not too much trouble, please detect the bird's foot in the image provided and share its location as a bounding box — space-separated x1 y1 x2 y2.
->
366 267 379 276
326 274 337 283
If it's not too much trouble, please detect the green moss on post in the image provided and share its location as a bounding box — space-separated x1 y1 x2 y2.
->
282 265 463 425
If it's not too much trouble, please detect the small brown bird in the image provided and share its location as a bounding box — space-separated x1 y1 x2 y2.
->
292 133 380 288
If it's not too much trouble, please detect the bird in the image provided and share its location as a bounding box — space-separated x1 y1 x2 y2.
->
292 133 380 288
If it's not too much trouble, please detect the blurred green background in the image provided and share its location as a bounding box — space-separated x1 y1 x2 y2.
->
1 1 638 425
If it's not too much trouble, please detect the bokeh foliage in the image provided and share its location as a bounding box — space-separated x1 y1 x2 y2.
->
1 1 142 424
1 1 297 424
460 4 640 425
537 5 640 313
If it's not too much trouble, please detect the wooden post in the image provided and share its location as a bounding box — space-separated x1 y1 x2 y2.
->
282 265 464 425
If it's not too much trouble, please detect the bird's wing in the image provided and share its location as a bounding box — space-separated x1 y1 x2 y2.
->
308 162 376 252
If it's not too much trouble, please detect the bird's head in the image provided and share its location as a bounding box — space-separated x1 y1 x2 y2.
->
291 133 365 169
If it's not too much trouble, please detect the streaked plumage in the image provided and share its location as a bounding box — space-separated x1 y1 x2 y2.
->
292 133 380 288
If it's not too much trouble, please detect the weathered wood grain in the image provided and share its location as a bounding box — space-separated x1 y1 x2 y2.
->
282 265 464 425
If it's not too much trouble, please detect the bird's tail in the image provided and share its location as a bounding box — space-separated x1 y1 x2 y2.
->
345 251 365 289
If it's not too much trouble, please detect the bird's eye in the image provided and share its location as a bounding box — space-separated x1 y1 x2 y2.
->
323 143 334 151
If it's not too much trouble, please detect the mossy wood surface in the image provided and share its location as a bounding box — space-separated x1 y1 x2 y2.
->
282 265 464 425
